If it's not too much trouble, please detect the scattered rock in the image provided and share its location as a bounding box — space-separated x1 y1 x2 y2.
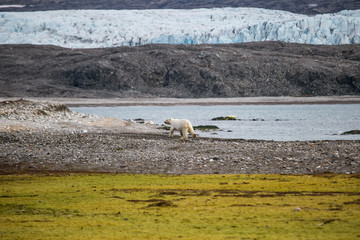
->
212 116 237 121
251 118 265 121
342 130 360 135
194 125 220 131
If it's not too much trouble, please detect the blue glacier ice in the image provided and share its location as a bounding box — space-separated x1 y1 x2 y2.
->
0 8 359 48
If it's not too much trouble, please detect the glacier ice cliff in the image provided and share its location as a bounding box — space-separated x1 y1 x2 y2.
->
0 8 359 48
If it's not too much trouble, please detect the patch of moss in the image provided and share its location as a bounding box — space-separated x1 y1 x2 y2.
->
212 115 236 121
0 174 359 240
194 125 220 131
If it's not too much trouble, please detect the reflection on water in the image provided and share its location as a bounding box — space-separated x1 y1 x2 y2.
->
71 104 360 141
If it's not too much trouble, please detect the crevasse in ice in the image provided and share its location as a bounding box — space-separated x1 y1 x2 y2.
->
0 8 359 48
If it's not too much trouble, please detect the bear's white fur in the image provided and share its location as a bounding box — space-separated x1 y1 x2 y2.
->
164 118 196 139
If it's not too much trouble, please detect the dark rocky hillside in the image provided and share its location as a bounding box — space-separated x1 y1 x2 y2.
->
1 0 359 15
0 42 359 98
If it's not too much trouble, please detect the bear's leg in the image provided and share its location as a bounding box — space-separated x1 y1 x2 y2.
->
189 127 196 138
169 128 175 137
180 130 184 139
182 128 188 139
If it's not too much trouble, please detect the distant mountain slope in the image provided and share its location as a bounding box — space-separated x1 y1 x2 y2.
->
1 0 359 15
1 42 359 98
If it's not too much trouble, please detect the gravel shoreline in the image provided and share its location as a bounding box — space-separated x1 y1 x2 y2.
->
1 99 359 175
1 96 360 106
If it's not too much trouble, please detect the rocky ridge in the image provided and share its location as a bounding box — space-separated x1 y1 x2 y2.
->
1 0 359 15
1 42 359 98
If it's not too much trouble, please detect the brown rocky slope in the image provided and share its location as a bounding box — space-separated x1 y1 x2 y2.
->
1 42 359 98
1 0 359 15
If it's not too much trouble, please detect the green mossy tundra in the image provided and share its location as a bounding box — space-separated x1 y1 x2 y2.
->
0 174 359 240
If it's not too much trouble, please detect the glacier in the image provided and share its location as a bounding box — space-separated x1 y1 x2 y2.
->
0 8 359 48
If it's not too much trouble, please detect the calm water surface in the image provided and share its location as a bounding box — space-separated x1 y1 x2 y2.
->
71 104 360 141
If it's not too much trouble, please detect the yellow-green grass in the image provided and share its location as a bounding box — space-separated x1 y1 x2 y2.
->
0 174 359 239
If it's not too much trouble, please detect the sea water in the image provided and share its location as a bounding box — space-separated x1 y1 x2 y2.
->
71 104 360 141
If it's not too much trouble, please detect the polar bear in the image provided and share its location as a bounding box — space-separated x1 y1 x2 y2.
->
164 118 196 139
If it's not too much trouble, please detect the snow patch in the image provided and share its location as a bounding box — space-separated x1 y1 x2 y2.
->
0 5 25 8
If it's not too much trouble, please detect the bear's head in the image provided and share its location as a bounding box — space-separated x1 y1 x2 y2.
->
164 118 172 125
